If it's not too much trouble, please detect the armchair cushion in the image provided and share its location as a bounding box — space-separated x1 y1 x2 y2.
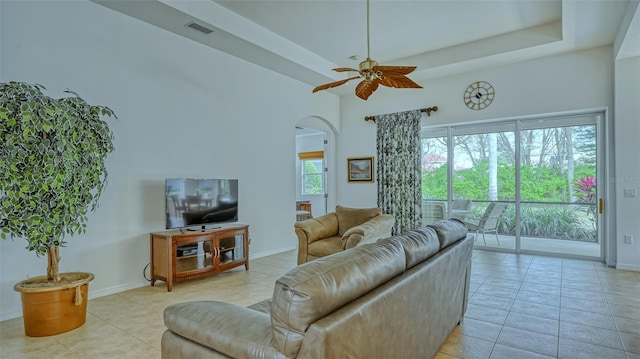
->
308 236 344 258
335 205 381 236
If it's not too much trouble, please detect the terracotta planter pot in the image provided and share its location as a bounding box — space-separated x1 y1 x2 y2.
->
14 272 94 337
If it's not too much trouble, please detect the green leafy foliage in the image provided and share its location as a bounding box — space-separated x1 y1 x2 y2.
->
302 159 323 195
423 160 594 202
0 82 115 256
499 205 596 241
462 203 596 242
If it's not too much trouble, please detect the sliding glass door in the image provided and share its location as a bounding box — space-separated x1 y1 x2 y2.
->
518 116 600 257
421 112 603 260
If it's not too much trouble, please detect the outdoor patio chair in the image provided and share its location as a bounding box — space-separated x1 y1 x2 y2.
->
451 199 472 221
464 202 508 246
422 202 445 225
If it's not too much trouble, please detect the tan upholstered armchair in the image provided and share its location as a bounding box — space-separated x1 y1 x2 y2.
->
294 205 395 264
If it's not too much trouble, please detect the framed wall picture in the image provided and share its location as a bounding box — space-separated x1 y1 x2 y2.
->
347 157 374 183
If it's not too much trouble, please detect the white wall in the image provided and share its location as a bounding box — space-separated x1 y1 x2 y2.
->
0 1 339 320
336 46 640 271
614 56 640 271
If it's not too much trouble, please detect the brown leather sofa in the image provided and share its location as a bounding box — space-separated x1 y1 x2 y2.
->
294 205 395 265
161 219 473 359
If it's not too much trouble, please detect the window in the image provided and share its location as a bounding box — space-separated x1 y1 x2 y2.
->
302 159 324 195
299 151 324 195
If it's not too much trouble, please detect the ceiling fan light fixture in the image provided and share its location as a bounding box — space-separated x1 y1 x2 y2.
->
359 58 378 72
312 0 421 100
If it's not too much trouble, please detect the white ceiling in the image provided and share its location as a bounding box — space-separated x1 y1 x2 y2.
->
93 0 638 95
215 0 563 65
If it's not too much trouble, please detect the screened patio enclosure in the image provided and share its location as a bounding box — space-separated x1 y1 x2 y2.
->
421 112 604 260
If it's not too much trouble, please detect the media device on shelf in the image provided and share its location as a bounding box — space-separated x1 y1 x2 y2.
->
165 178 238 231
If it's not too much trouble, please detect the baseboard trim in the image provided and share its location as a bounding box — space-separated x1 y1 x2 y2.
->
89 281 149 301
88 248 296 300
0 247 298 322
0 310 23 322
616 263 640 272
250 247 296 259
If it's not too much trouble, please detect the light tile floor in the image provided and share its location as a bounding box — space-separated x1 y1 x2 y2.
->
1 249 639 358
472 235 601 258
438 250 640 359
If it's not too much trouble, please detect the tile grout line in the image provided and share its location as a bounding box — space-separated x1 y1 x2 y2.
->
491 254 530 359
560 258 631 357
597 263 631 358
557 259 565 359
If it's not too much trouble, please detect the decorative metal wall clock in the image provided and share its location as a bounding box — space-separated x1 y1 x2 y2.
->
464 81 495 110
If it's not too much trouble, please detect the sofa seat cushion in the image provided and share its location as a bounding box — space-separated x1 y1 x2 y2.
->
271 240 406 358
428 219 468 249
335 205 381 236
247 299 271 314
378 227 440 269
307 235 343 257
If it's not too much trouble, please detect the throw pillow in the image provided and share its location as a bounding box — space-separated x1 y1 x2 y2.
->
336 205 381 236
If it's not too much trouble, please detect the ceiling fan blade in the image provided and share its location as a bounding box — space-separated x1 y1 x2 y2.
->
374 65 417 76
355 79 380 100
333 67 360 73
378 73 423 89
312 76 362 93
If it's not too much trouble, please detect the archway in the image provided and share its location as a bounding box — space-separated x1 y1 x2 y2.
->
295 116 337 219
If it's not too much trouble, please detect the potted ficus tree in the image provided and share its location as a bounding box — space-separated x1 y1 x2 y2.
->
0 81 115 336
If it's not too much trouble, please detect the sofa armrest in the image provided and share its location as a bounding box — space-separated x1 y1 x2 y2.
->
163 301 286 359
342 214 395 249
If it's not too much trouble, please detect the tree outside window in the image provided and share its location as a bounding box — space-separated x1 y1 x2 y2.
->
302 159 324 195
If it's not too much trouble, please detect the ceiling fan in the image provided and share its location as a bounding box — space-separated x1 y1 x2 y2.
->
312 0 422 100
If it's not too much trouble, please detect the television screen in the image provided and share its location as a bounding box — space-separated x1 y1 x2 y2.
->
165 178 238 229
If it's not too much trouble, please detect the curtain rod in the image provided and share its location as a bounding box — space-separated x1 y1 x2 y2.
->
364 106 438 122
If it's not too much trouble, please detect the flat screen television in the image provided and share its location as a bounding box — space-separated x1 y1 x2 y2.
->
165 178 238 230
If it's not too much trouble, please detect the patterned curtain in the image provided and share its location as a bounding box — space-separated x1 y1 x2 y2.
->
376 110 422 235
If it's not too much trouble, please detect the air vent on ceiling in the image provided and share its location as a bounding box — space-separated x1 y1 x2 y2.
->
186 22 214 35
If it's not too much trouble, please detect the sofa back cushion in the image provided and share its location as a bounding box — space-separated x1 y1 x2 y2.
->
271 239 405 358
335 205 381 236
428 219 468 249
377 227 440 269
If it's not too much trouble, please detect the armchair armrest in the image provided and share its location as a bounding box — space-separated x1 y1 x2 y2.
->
294 213 338 265
342 214 395 249
294 213 339 243
164 301 286 359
